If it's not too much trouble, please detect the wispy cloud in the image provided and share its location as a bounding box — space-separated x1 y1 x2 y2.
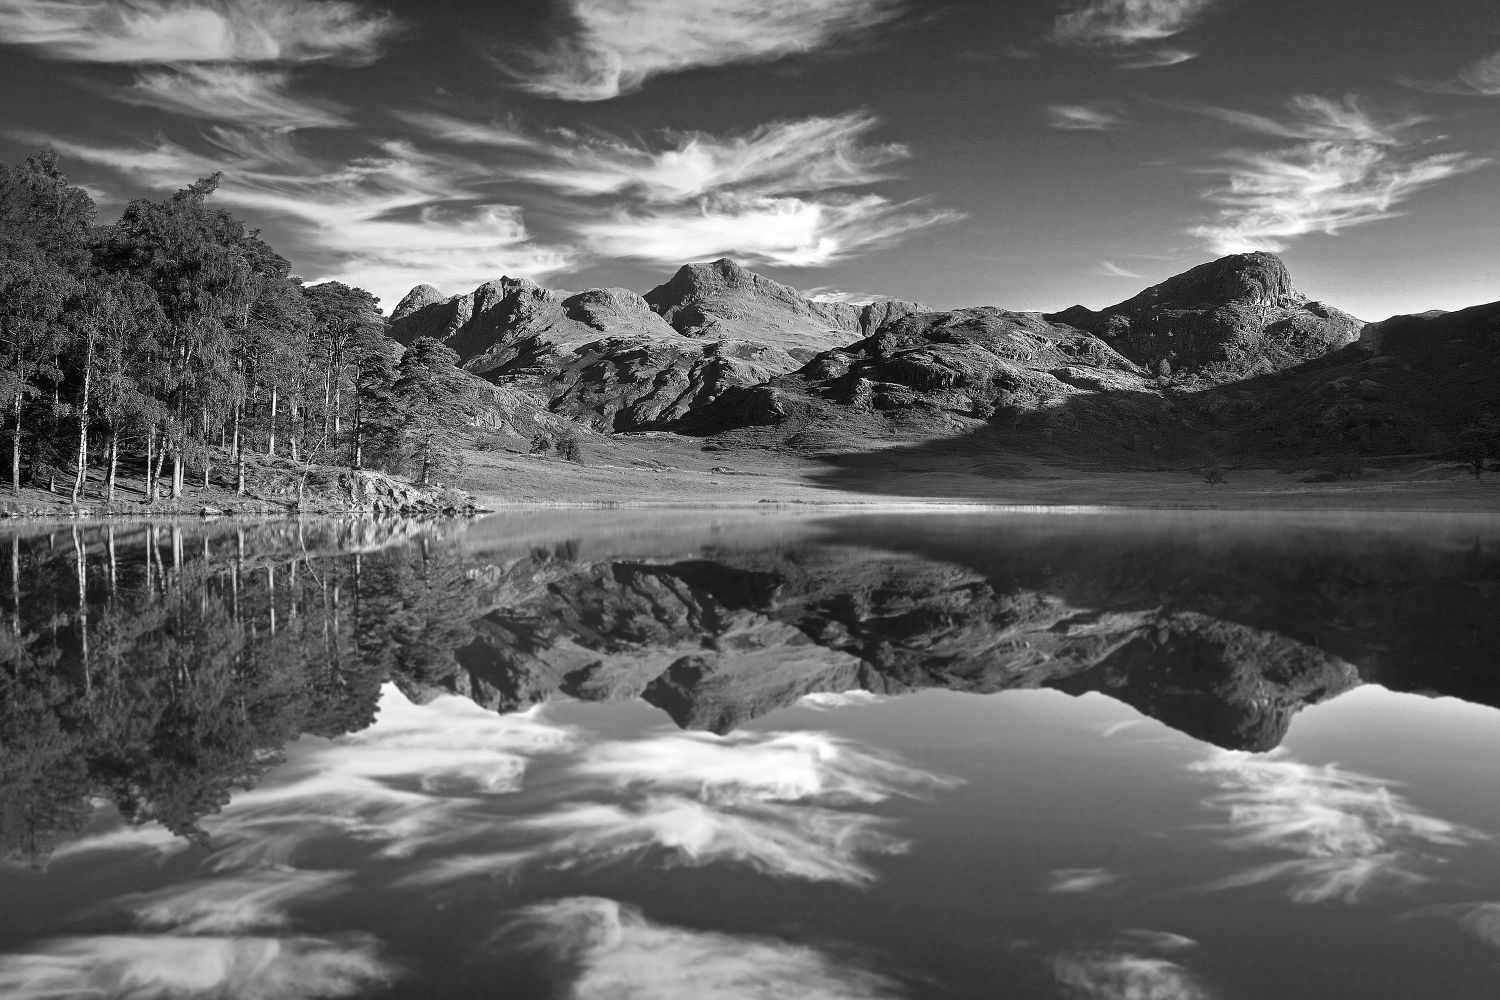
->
117 871 349 934
575 192 958 269
420 108 959 270
390 110 535 149
1048 0 1216 66
1187 95 1491 255
501 112 908 202
1191 749 1486 904
1047 103 1125 130
1048 867 1122 894
117 65 348 130
1051 931 1210 1000
21 128 578 308
57 686 956 890
509 0 906 101
1408 49 1500 97
1096 260 1144 278
0 0 397 64
1405 901 1500 950
0 934 396 1000
1119 46 1196 68
501 897 904 999
797 688 888 706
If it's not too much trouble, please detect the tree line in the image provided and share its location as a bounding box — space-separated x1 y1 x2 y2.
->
0 150 472 503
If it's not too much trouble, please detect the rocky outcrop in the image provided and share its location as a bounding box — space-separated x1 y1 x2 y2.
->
1051 252 1364 381
644 258 923 357
677 304 1150 437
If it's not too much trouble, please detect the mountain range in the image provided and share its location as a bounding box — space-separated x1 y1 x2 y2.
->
389 252 1499 475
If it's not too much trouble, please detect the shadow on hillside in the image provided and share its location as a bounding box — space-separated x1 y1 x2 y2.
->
793 342 1484 500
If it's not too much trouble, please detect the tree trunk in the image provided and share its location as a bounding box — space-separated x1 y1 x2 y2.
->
419 434 431 486
72 329 96 505
145 425 156 501
268 385 278 456
10 393 22 497
106 430 119 502
171 442 183 499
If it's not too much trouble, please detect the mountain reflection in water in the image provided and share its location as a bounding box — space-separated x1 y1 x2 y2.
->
1 511 1499 999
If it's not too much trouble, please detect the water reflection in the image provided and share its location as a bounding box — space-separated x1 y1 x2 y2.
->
2 511 1499 999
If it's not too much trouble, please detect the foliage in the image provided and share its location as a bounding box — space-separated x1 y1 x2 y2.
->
0 148 471 502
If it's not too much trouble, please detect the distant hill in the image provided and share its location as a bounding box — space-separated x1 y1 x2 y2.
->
389 253 1499 473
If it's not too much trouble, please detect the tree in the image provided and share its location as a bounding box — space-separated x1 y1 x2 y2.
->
391 338 472 486
1454 421 1498 480
303 282 385 463
0 151 93 496
1203 466 1226 486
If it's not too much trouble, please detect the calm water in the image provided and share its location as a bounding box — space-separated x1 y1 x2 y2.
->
1 510 1499 999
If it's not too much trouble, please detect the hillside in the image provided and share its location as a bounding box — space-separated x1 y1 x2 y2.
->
388 253 1499 507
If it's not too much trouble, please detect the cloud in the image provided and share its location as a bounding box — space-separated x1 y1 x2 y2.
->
575 192 959 269
22 128 578 308
1408 49 1500 97
1187 95 1491 255
574 729 950 803
53 685 580 866
1051 952 1210 1000
510 0 906 101
510 796 911 884
797 689 888 707
1096 261 1144 279
501 897 904 999
1119 46 1196 68
1191 749 1486 904
118 65 348 130
422 108 958 272
390 111 535 149
1048 867 1122 894
1047 104 1124 130
56 688 953 893
1050 931 1209 1000
117 871 349 934
1048 0 1214 66
0 0 397 64
448 728 960 886
1050 0 1216 47
0 934 397 1000
501 112 908 202
1459 903 1500 948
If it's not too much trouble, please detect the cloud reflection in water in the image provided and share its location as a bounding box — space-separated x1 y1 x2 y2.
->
0 933 396 1000
1050 930 1209 1000
1192 750 1484 903
502 896 904 1000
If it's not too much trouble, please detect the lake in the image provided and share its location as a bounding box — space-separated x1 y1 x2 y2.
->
1 509 1498 999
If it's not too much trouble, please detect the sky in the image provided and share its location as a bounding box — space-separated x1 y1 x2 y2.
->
0 0 1496 321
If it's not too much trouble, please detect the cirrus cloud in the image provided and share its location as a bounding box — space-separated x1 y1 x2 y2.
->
575 192 959 269
118 65 349 131
1187 95 1491 255
499 112 910 203
1048 0 1217 67
509 0 906 101
1191 748 1486 904
0 0 397 65
500 897 905 1000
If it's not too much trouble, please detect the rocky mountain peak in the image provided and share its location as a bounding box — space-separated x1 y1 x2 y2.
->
1113 252 1301 314
391 283 446 322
